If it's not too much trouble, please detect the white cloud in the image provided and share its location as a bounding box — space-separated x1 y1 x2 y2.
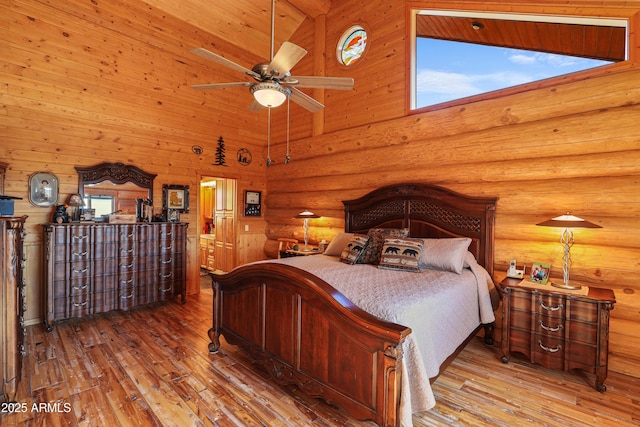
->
416 69 533 98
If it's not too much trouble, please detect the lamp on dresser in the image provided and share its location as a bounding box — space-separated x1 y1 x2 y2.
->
66 193 84 222
294 210 320 251
536 212 602 290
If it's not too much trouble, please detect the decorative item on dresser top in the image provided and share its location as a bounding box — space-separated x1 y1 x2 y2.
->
499 277 615 392
1 216 27 403
209 183 500 427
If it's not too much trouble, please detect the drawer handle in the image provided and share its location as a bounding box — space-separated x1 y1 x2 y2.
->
121 292 134 299
160 286 173 293
539 321 563 332
160 257 172 265
121 248 134 254
160 244 173 250
120 262 134 269
162 231 173 236
120 231 135 238
72 234 88 240
72 267 88 274
73 300 88 307
73 251 88 257
72 284 88 291
538 340 562 353
539 300 563 312
160 272 173 278
121 278 134 284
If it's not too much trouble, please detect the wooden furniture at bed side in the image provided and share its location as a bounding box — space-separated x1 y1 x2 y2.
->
499 277 615 391
43 222 187 331
210 183 499 427
1 216 27 404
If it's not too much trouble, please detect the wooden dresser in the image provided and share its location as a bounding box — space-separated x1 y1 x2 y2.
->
499 277 615 391
43 222 187 330
1 216 27 403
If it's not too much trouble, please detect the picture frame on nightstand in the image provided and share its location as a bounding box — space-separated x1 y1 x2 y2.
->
529 262 551 285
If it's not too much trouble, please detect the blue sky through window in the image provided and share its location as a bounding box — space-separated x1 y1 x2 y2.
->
415 38 613 108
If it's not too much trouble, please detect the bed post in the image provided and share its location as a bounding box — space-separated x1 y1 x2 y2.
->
208 278 221 353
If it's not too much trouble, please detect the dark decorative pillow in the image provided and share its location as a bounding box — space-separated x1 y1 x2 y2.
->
378 238 423 272
339 234 370 265
359 228 409 265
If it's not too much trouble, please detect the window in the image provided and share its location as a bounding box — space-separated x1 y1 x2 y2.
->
410 10 628 109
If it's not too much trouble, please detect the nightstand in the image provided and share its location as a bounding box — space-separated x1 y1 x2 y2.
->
280 248 321 258
499 277 615 392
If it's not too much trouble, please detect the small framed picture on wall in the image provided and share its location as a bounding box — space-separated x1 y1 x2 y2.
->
28 172 59 207
244 190 261 216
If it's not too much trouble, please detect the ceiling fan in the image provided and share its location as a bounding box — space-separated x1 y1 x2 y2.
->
189 0 354 113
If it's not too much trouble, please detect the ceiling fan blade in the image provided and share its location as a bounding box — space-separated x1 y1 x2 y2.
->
190 47 261 80
191 82 252 90
266 41 307 77
289 88 324 112
286 76 354 90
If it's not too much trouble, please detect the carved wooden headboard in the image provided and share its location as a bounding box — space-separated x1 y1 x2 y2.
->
343 183 498 277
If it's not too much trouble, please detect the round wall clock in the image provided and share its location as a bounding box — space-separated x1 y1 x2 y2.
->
237 148 252 166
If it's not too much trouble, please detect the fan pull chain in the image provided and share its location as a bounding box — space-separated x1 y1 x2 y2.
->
285 97 291 164
266 106 272 167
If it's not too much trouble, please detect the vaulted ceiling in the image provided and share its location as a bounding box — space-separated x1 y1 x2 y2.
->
141 0 329 61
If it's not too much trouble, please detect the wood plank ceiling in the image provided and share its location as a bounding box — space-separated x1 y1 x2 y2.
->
140 0 329 60
416 15 626 62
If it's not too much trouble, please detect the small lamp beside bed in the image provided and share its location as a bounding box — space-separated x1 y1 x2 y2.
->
537 212 602 290
294 209 320 251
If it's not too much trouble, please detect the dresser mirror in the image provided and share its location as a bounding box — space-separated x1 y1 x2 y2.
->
76 162 156 218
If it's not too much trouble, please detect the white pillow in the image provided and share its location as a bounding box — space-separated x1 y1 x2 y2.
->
419 238 472 274
323 232 354 256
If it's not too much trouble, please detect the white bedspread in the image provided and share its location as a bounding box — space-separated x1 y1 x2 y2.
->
262 254 496 426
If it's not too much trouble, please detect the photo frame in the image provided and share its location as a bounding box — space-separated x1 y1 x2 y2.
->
244 190 261 216
28 172 59 207
162 184 189 213
529 262 551 285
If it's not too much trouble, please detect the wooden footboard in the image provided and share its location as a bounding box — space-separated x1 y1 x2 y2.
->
209 263 411 427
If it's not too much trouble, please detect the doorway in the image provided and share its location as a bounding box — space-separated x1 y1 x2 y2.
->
199 176 237 286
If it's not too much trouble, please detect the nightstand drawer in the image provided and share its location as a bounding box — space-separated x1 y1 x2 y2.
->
533 294 565 318
532 335 565 369
534 314 565 337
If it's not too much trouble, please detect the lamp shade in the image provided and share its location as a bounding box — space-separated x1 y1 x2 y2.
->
536 213 601 228
294 210 320 219
67 194 84 207
250 82 290 108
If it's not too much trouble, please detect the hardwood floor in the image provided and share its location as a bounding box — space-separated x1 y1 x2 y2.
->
2 286 638 426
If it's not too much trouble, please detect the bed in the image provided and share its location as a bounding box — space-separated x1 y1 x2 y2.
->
208 183 499 426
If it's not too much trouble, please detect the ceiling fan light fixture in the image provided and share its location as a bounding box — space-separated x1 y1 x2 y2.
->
251 82 290 108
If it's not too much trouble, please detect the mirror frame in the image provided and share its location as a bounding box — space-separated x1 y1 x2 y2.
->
75 162 157 202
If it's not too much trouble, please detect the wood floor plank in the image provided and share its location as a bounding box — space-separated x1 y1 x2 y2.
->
2 285 638 427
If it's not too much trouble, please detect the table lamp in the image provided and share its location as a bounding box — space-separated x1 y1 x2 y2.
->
294 210 320 251
67 193 85 222
536 212 602 290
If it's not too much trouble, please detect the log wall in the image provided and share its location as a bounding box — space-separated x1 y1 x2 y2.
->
265 0 640 378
